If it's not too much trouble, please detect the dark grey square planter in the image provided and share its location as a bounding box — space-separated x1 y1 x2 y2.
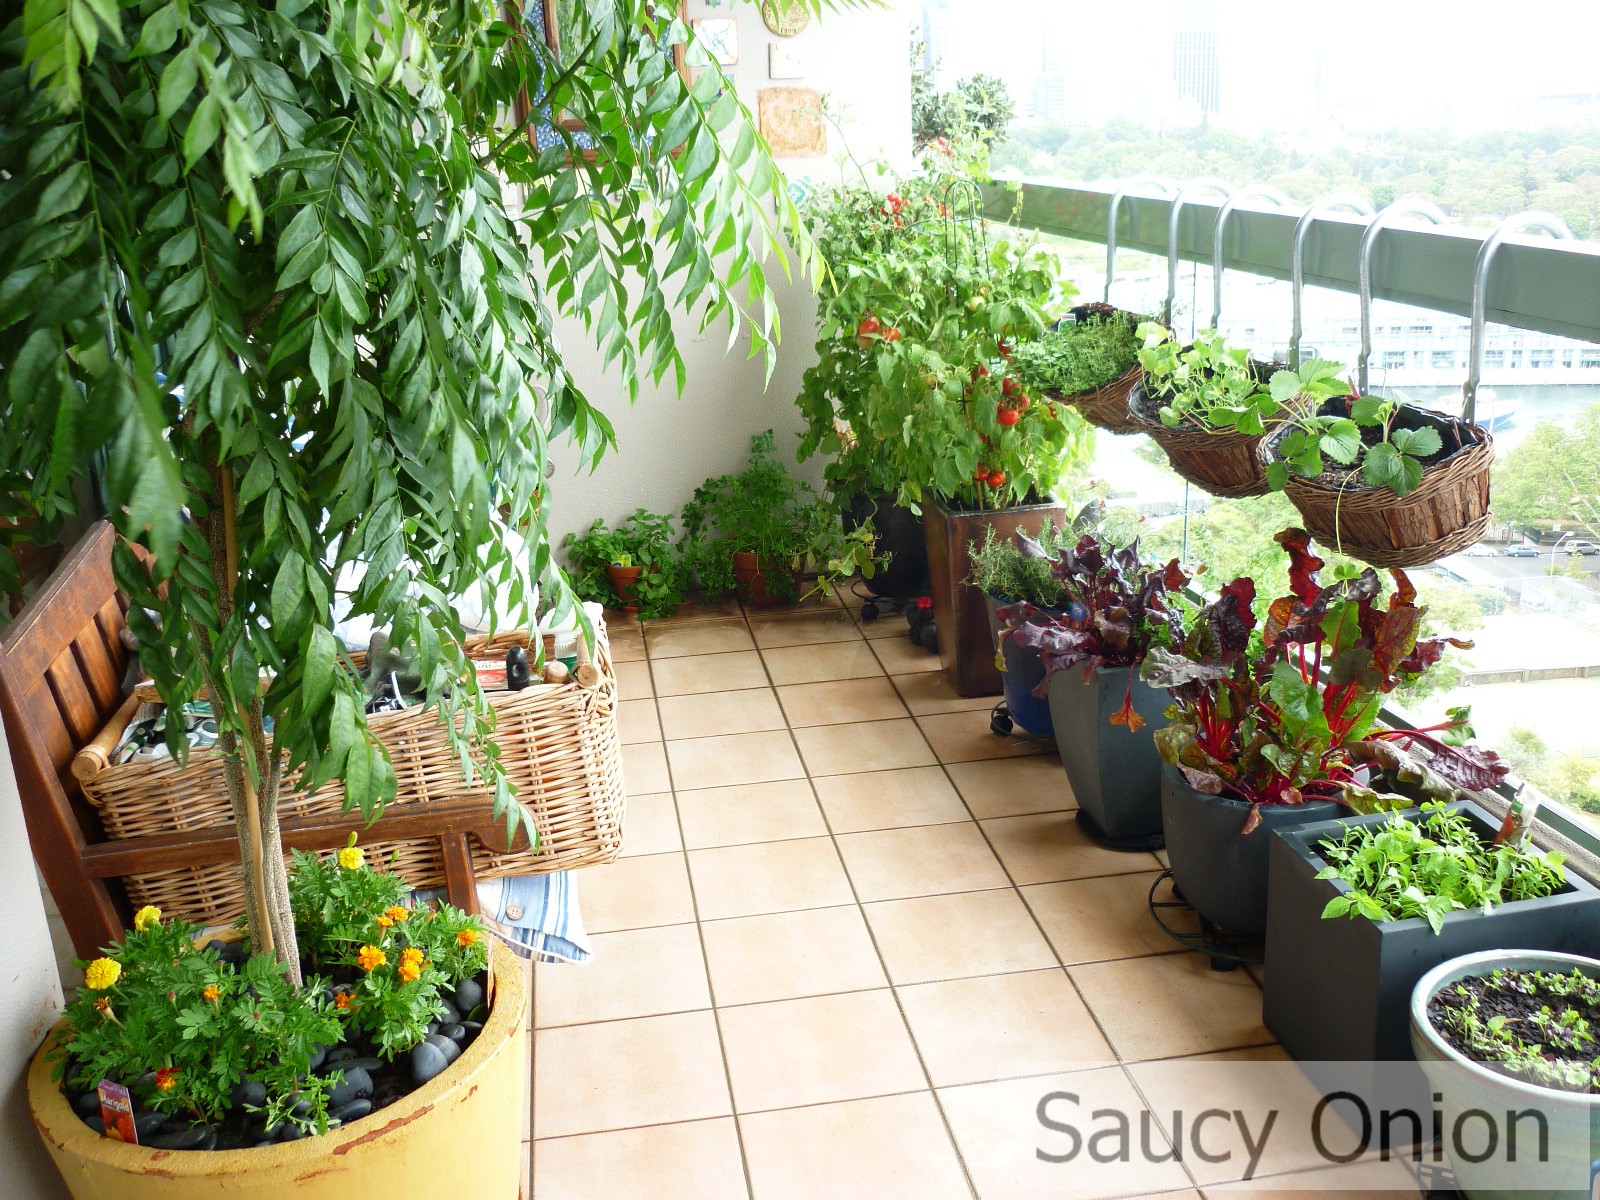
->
1047 668 1168 842
1264 799 1600 1115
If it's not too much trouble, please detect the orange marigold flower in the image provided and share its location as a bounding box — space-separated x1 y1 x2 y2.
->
356 945 386 973
333 991 355 1011
397 960 421 984
401 945 424 964
154 1066 179 1092
202 985 220 1003
456 929 479 948
375 915 393 929
93 996 111 1015
384 905 410 923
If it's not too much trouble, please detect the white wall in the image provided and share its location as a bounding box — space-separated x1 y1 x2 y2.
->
0 716 69 1199
544 2 913 549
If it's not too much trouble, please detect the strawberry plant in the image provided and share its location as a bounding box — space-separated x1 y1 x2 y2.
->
1267 391 1451 498
1142 528 1508 833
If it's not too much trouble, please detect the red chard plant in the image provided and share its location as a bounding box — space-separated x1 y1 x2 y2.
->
998 533 1190 731
1142 529 1508 832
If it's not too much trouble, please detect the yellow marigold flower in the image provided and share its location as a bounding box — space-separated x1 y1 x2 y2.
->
84 958 121 990
202 985 220 1003
383 905 410 923
396 959 421 984
456 929 479 948
356 945 386 973
154 1066 179 1092
133 905 162 932
375 915 393 929
401 946 424 965
337 845 365 871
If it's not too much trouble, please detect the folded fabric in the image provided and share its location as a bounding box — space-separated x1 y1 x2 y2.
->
412 871 591 965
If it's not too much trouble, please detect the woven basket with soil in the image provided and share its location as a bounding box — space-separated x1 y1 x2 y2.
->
1259 400 1494 568
1126 360 1288 499
1025 304 1147 435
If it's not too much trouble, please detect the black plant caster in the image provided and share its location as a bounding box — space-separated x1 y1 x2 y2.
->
859 601 881 622
990 704 1013 736
905 596 937 653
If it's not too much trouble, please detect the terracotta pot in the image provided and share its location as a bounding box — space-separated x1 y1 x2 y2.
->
606 563 644 612
731 550 801 608
29 941 527 1200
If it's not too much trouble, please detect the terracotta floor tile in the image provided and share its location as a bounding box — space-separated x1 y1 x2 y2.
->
581 852 697 933
676 778 827 849
666 729 805 790
1201 1158 1422 1199
643 595 745 626
701 905 887 1007
762 639 886 685
619 791 682 858
614 658 653 701
890 670 997 715
855 610 918 640
1071 953 1273 1061
621 740 672 794
870 635 944 675
946 756 1075 820
837 821 1009 901
533 1010 730 1138
533 1118 749 1200
864 889 1057 985
898 968 1114 1087
775 676 909 727
718 989 926 1112
982 812 1164 887
739 1093 970 1200
792 717 936 777
646 619 756 659
607 627 647 663
535 923 709 1027
656 687 786 740
687 836 854 920
749 607 862 648
939 1067 1193 1200
917 709 1055 764
651 650 771 697
1023 872 1194 964
617 697 662 745
811 765 972 834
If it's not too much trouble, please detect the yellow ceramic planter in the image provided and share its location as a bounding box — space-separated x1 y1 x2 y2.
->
30 941 527 1200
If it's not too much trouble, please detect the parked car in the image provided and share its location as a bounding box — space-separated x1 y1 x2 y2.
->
1563 540 1600 555
1464 545 1498 557
1504 544 1540 557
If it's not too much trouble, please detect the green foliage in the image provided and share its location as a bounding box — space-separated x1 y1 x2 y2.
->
681 430 884 602
968 501 1125 606
1492 404 1600 531
54 916 341 1135
910 37 1013 163
563 509 687 619
1268 390 1448 499
1136 325 1278 434
1009 308 1144 399
1317 801 1566 934
1432 967 1600 1093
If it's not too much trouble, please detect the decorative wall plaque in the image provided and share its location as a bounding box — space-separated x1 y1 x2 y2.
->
758 87 825 157
760 0 810 37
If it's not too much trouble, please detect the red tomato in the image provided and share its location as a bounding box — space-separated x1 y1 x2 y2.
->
855 315 881 349
974 463 989 480
882 327 902 343
996 407 1020 427
987 470 1007 487
1001 377 1021 398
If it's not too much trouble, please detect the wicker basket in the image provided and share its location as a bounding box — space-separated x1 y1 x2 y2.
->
1127 378 1283 499
1258 414 1495 568
80 626 624 926
1050 363 1144 435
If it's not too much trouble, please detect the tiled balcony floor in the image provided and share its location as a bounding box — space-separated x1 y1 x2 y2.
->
528 587 1427 1200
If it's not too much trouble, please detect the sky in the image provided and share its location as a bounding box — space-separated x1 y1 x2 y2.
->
913 0 1600 134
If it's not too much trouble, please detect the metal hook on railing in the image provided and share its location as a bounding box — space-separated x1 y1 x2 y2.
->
1463 211 1574 425
1210 185 1290 331
1104 175 1178 305
1357 198 1449 394
1163 178 1234 328
1289 193 1375 369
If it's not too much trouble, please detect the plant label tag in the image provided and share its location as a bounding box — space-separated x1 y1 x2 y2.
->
96 1079 137 1144
1494 783 1541 847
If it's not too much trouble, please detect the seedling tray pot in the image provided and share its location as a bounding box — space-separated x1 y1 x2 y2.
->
1048 668 1168 841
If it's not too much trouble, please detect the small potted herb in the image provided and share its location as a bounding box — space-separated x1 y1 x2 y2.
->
1129 325 1323 498
1141 528 1506 934
1260 378 1495 568
681 431 886 607
999 532 1190 846
1412 951 1600 1198
562 508 686 618
1263 799 1599 1095
1009 304 1147 434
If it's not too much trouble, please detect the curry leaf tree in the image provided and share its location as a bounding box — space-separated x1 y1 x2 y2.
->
0 0 839 982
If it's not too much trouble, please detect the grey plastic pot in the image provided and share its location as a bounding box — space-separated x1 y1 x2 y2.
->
1411 949 1600 1199
1159 764 1340 936
1048 668 1169 842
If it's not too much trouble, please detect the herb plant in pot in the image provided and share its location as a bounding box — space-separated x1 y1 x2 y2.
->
1263 799 1599 1120
1142 528 1502 935
1411 950 1600 1199
1260 385 1495 568
1009 303 1148 435
969 521 1074 736
563 508 686 618
999 534 1189 846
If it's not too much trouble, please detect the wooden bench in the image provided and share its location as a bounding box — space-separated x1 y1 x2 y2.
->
2 522 522 958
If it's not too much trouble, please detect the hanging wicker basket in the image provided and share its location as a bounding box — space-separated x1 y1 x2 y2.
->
1126 362 1289 499
1258 406 1495 568
1043 304 1147 435
77 626 625 927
